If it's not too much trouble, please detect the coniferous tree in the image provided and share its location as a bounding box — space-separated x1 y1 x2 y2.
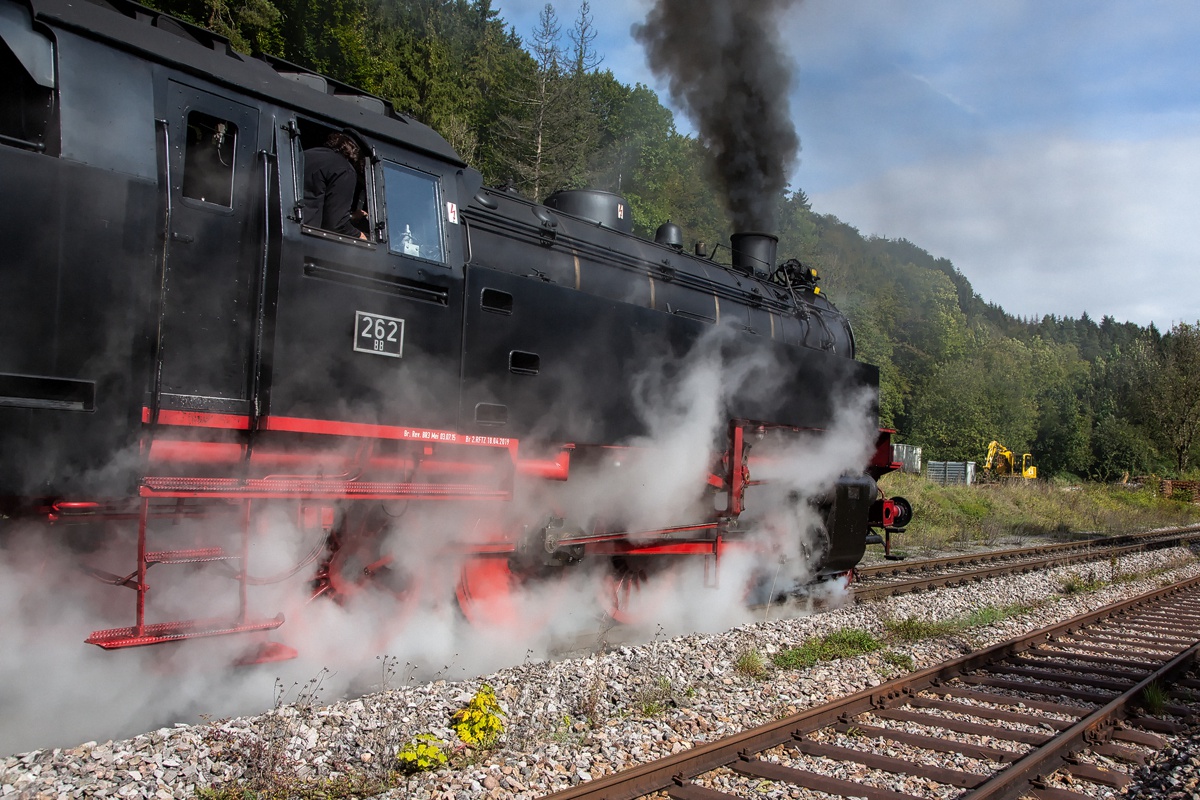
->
494 4 593 198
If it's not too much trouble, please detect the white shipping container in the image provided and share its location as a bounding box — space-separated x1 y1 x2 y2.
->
892 443 923 474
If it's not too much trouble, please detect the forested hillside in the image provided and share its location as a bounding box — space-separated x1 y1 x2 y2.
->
148 0 1200 480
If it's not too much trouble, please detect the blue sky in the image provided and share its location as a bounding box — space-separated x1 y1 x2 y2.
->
490 0 1200 328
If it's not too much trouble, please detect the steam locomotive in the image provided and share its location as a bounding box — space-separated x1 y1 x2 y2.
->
0 0 910 660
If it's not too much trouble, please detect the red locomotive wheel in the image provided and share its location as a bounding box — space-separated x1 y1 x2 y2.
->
456 556 565 630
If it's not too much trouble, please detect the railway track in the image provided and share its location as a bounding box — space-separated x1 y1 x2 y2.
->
547 528 1200 659
853 526 1200 602
537 572 1200 800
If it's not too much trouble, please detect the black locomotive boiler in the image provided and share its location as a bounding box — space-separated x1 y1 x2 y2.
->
0 0 910 659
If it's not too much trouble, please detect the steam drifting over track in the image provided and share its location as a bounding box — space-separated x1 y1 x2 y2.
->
4 543 1199 796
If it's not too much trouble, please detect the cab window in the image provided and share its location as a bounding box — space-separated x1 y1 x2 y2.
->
0 3 56 153
182 111 236 207
382 162 443 263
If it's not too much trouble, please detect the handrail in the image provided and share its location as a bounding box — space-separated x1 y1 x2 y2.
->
147 118 173 433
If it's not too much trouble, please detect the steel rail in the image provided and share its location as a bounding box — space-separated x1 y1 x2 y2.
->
857 525 1200 579
962 643 1200 799
854 527 1200 602
537 573 1200 800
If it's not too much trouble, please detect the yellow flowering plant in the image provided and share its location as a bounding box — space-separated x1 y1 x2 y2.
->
450 684 505 748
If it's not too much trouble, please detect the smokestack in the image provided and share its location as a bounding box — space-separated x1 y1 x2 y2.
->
633 0 801 232
730 232 778 277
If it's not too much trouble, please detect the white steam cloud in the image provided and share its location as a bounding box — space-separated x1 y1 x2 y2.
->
0 325 878 756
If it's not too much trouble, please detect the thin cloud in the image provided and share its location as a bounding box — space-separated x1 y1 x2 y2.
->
812 133 1200 326
903 70 980 117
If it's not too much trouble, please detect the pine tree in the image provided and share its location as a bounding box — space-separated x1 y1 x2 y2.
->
494 3 594 198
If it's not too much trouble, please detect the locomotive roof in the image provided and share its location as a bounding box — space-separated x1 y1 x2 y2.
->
25 0 466 167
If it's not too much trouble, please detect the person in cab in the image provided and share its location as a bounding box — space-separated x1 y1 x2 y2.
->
302 129 369 239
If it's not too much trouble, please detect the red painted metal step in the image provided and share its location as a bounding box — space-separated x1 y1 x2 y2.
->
86 614 285 649
144 546 233 564
83 497 297 660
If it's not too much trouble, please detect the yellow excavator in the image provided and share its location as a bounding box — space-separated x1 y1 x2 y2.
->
985 441 1037 480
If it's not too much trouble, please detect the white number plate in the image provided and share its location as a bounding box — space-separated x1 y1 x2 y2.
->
354 311 404 358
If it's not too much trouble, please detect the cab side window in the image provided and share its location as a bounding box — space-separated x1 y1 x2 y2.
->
382 162 444 263
292 122 374 241
182 111 236 207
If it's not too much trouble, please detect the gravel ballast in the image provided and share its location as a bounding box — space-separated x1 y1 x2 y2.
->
3 547 1199 799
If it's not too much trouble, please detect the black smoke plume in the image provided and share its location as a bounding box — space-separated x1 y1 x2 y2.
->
633 0 801 232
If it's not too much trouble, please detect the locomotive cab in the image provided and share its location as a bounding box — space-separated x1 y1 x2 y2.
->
263 113 476 434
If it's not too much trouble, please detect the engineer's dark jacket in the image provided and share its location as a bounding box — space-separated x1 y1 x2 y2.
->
301 146 360 236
